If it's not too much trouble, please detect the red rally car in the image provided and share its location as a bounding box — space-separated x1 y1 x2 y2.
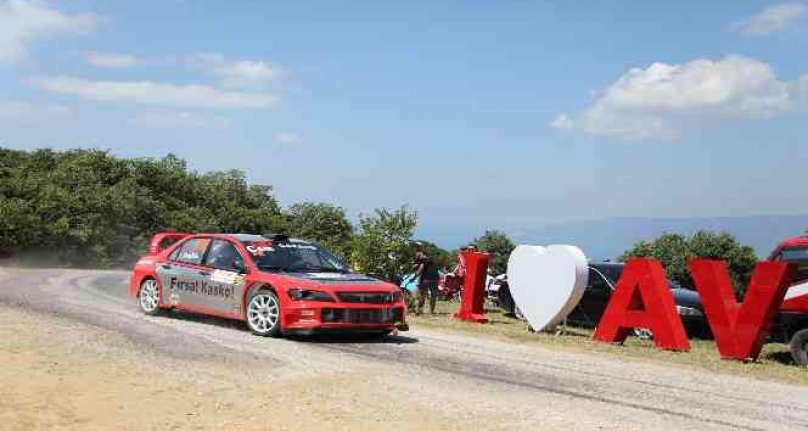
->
129 232 408 337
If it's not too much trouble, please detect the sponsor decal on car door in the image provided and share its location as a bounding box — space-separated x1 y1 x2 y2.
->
201 269 245 314
198 239 249 315
156 237 212 309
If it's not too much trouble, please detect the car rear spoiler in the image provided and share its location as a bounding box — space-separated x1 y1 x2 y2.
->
148 232 192 254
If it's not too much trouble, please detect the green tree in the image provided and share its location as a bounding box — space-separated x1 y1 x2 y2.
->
688 231 757 295
351 206 417 282
285 202 354 258
620 233 691 289
0 147 285 267
620 230 757 297
472 230 515 274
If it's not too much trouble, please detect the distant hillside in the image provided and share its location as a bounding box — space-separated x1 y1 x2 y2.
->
420 214 808 259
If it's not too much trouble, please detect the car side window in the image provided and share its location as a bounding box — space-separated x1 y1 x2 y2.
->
205 239 245 271
171 238 211 265
168 246 181 261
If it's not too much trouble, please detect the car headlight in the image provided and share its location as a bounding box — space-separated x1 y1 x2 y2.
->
676 305 703 317
391 290 404 303
287 289 335 302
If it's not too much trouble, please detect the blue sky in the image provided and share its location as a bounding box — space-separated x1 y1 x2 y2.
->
2 1 807 247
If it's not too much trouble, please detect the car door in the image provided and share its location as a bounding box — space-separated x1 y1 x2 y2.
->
156 237 212 310
200 239 248 316
579 268 614 324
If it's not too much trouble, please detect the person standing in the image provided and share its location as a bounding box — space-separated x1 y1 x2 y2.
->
414 250 440 315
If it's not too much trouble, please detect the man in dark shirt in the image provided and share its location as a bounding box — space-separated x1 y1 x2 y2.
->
414 251 440 315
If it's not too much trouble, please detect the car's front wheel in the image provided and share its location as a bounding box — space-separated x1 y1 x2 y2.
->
790 328 808 366
138 278 162 315
246 290 282 337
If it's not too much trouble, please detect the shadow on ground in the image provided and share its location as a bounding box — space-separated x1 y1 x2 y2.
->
166 309 419 344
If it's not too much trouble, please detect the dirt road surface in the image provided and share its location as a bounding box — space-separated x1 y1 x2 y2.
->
0 267 806 430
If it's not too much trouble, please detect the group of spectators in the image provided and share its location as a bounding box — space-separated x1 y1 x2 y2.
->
411 243 478 315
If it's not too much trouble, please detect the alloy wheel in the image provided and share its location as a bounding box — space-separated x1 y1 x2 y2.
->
247 293 280 334
139 279 160 313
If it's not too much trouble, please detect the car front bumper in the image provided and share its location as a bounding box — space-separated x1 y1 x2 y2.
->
281 302 408 333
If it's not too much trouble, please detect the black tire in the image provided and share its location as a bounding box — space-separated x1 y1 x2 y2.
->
138 278 163 316
246 289 282 337
790 328 808 366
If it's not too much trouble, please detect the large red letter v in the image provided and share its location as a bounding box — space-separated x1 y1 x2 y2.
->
689 260 795 361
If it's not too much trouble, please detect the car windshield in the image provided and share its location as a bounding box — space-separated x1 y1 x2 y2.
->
246 241 350 273
779 247 808 283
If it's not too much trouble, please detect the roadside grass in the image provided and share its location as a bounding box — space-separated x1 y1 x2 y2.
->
408 300 808 386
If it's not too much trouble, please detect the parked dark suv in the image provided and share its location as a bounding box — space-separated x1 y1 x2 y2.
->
564 262 708 338
494 262 708 338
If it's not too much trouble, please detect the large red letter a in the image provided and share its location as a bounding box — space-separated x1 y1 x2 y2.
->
689 260 794 361
593 259 690 351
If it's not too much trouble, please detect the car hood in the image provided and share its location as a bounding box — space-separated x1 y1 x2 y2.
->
287 272 381 284
671 288 701 309
267 271 395 291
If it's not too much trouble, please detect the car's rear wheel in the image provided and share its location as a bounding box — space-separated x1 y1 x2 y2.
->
138 278 162 315
247 290 282 337
790 328 808 366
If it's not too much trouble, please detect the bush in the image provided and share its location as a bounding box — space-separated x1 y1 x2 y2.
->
620 231 757 297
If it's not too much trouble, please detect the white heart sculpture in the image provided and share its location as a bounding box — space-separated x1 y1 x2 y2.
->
507 244 589 332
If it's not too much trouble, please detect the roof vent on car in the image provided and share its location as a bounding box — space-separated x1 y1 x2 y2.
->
270 233 290 243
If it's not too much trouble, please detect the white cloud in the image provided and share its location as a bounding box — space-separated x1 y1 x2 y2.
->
217 60 275 88
87 52 137 68
130 111 231 129
0 100 71 122
194 53 276 88
274 132 298 144
730 3 807 36
558 56 797 140
550 114 574 129
31 75 278 108
0 0 98 63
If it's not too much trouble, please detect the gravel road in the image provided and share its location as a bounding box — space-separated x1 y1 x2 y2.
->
1 267 806 430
